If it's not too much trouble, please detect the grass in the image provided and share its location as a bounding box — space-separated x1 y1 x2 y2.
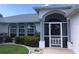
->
0 44 29 54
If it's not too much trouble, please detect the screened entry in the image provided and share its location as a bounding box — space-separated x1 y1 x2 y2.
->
44 13 68 48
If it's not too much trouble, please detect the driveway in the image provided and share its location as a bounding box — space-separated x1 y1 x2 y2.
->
42 48 75 54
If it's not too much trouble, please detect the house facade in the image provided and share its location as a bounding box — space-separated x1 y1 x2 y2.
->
0 4 79 53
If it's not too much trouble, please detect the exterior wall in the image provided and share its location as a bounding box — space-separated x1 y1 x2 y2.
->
0 23 9 34
69 13 79 53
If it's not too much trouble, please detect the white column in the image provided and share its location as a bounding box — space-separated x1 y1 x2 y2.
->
67 18 72 49
60 23 63 48
39 19 45 48
49 23 51 47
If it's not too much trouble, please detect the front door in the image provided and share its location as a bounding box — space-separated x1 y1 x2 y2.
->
49 22 62 48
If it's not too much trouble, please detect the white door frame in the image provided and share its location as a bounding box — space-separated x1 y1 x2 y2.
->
49 22 63 48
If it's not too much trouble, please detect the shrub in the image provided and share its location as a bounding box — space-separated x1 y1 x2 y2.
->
0 36 13 43
24 36 40 47
15 35 40 47
0 37 3 43
15 36 25 44
0 32 13 43
5 36 13 43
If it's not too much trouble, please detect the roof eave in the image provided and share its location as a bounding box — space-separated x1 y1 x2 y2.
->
33 7 40 14
33 5 72 14
67 8 79 18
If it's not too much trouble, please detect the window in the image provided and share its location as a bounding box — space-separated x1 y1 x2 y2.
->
18 23 25 36
9 23 35 36
9 23 17 37
45 13 66 22
9 23 26 37
27 23 35 36
44 23 49 35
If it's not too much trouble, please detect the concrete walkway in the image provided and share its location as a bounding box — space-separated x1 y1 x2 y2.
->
27 46 75 54
42 48 75 54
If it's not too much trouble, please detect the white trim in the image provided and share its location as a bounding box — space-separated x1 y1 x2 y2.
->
44 22 68 24
49 23 51 47
60 23 63 48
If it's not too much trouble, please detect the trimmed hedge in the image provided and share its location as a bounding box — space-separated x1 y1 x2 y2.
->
15 36 40 47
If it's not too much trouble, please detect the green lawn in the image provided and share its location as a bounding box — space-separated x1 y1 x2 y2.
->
0 44 29 54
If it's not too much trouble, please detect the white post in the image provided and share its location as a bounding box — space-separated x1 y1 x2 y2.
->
39 19 45 48
49 23 51 48
60 23 63 48
39 40 45 48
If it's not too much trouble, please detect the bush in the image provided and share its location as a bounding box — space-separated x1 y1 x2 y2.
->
0 37 3 43
24 36 40 47
0 36 13 43
15 36 25 44
15 36 40 47
0 32 13 43
5 36 13 43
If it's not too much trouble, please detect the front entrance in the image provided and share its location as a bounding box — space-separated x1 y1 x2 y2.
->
44 13 68 48
49 22 62 48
